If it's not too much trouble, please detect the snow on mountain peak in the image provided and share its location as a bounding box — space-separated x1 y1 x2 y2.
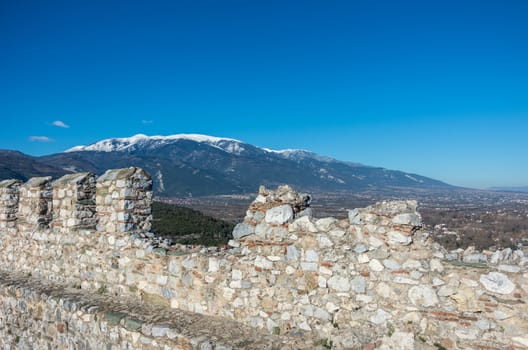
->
65 134 244 153
64 133 337 163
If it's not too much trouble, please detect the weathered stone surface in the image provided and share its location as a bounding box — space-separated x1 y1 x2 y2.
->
387 231 412 245
96 167 152 233
18 176 53 230
382 259 401 270
391 213 422 227
351 276 367 294
479 272 515 294
370 308 389 324
0 181 526 350
348 208 361 224
52 172 97 231
0 179 21 228
430 258 444 273
463 253 487 264
354 244 368 254
513 336 528 347
450 287 480 311
498 264 521 273
408 285 439 307
264 205 294 225
369 259 384 272
0 271 313 350
289 215 318 233
315 217 338 231
327 276 350 292
232 222 255 239
379 331 414 350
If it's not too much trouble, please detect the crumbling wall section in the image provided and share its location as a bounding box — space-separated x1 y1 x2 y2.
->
0 175 527 349
0 179 21 229
17 176 53 232
52 172 97 232
96 167 152 233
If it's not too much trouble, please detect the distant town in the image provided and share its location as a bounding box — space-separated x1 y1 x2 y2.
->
160 187 528 251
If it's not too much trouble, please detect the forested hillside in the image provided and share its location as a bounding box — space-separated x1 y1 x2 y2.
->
151 202 234 246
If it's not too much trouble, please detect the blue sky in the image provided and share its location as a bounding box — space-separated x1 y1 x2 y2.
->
1 0 527 188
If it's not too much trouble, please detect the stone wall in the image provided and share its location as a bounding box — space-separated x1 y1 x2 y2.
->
0 179 21 229
96 167 152 233
0 271 308 350
17 176 53 231
0 170 527 349
52 172 97 232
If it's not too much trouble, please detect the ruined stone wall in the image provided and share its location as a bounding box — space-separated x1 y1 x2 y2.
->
0 171 527 349
52 172 97 232
0 271 307 350
96 167 152 234
0 179 21 229
17 176 53 231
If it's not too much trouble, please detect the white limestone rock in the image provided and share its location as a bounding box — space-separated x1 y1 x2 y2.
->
512 337 528 347
402 259 422 270
369 236 384 248
376 282 397 299
392 213 422 227
317 234 333 248
394 276 419 285
383 259 401 270
289 216 318 233
315 217 338 232
350 276 367 294
304 249 319 262
370 308 389 325
430 259 444 273
254 194 266 203
348 208 361 224
357 253 370 264
208 258 219 273
479 272 515 294
264 205 294 225
232 222 255 239
408 285 439 307
354 244 369 254
327 276 351 292
286 245 300 261
369 259 384 272
497 264 521 273
463 253 487 264
379 332 415 350
387 231 412 246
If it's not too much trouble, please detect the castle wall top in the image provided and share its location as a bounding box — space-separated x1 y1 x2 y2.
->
0 167 152 234
53 172 94 186
96 167 152 233
18 176 53 230
0 175 527 349
0 179 22 189
21 176 52 189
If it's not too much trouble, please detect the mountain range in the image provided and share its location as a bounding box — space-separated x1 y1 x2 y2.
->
0 134 454 196
489 186 528 193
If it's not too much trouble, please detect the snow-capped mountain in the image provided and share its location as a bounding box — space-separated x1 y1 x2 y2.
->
2 133 454 196
65 134 332 161
66 134 248 155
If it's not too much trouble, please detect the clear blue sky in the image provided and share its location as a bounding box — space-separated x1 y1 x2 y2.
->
1 0 527 188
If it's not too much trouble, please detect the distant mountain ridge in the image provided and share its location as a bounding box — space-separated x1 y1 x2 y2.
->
0 134 455 196
0 150 67 181
489 186 528 193
66 133 341 163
